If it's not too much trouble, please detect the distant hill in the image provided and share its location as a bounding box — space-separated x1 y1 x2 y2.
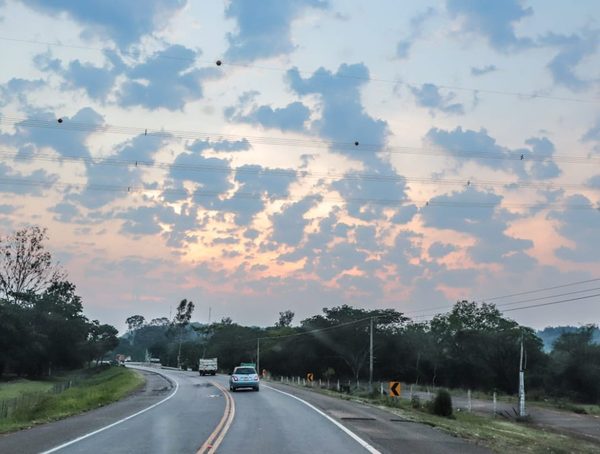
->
536 326 600 352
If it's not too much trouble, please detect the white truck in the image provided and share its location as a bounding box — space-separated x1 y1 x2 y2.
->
198 358 218 376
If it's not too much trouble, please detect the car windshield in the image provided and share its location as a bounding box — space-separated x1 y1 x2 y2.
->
234 368 256 375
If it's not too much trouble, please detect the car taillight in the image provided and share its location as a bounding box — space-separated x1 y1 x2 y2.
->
232 376 238 381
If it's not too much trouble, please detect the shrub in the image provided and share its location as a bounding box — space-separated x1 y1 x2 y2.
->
432 389 453 417
411 394 421 409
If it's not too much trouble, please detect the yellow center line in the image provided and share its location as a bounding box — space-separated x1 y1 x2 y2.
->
196 380 235 454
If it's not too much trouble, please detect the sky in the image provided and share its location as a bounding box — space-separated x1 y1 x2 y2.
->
0 0 598 333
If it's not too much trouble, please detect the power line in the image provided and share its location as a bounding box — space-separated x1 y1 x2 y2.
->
483 277 600 302
1 36 598 104
0 176 596 210
3 149 596 192
502 293 600 313
3 115 599 165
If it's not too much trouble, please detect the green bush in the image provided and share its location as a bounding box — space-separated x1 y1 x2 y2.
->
411 395 421 409
432 389 453 417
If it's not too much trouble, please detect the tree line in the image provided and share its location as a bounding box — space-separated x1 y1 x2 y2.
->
122 302 600 403
0 226 119 378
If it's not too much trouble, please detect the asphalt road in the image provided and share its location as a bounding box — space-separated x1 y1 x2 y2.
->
0 368 490 453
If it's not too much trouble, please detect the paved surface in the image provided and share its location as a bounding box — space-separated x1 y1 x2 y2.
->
259 380 489 454
0 368 492 453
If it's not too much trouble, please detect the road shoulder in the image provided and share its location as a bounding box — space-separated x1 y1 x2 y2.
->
0 368 173 454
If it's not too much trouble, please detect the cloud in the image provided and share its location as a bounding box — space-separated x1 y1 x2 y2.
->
540 30 600 91
0 78 45 107
0 162 57 196
224 0 328 62
55 50 125 101
287 62 387 162
426 126 561 180
118 45 217 110
471 64 497 76
524 137 560 180
396 7 436 59
20 0 187 48
70 132 169 209
226 100 310 132
331 163 414 221
549 194 599 262
271 195 321 246
410 83 464 115
446 0 533 51
582 117 600 152
587 175 600 189
3 107 103 160
421 187 533 263
428 242 456 258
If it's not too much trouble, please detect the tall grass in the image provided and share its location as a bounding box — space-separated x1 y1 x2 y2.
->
0 367 144 433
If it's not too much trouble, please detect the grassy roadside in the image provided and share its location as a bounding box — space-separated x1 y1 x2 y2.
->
274 382 600 453
0 366 145 433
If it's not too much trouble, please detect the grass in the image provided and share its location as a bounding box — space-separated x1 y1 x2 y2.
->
0 366 144 433
0 379 57 400
275 380 600 453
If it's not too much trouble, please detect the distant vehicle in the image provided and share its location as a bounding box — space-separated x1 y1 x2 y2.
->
199 358 218 376
229 366 259 392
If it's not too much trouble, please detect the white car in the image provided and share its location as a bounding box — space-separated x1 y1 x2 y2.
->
229 366 259 392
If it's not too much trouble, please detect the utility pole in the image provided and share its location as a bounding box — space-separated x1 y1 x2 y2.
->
208 306 212 325
519 333 526 417
257 338 260 377
369 317 374 393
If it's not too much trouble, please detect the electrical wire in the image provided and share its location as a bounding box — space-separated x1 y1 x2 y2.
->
2 149 596 192
2 115 598 165
0 176 596 210
1 36 598 104
483 277 600 302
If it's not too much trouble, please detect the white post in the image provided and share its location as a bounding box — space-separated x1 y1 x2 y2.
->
380 382 384 396
319 378 322 388
519 336 526 417
468 389 472 412
369 317 374 393
337 379 340 392
493 392 497 417
410 384 413 400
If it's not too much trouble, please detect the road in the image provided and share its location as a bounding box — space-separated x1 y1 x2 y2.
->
0 367 489 453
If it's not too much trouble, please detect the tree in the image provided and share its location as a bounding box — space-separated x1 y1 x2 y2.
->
550 325 600 402
87 320 119 365
275 310 295 328
172 299 194 368
126 315 146 345
0 226 65 304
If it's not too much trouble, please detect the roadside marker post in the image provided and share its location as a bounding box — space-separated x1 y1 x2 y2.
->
493 392 497 417
468 390 472 412
388 381 401 397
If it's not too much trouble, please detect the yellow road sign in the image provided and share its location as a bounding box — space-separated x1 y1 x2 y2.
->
307 373 314 382
389 381 401 397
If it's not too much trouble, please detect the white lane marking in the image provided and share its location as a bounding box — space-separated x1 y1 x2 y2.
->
263 385 381 454
40 368 180 454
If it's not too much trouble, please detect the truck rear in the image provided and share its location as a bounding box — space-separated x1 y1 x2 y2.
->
198 358 218 376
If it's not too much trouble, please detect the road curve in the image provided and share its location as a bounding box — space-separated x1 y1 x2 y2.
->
0 368 490 453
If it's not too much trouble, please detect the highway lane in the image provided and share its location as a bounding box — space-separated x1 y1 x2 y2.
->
49 367 225 454
210 374 370 454
1 368 490 453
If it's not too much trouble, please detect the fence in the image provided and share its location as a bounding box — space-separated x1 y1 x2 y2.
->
272 376 515 417
0 379 77 419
